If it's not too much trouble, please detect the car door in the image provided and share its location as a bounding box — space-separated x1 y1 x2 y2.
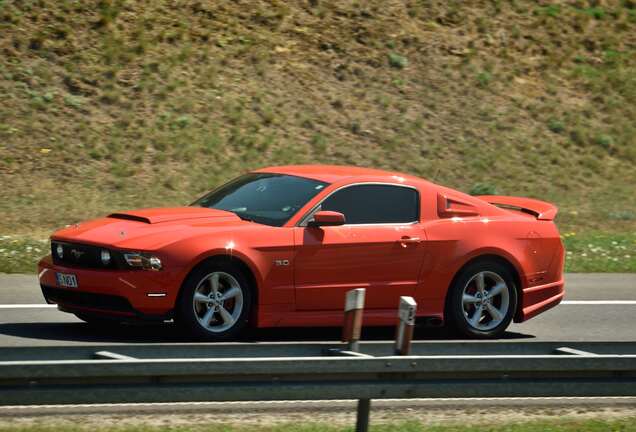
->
293 183 425 311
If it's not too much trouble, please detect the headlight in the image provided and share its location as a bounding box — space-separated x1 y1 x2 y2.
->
123 252 162 271
100 249 111 266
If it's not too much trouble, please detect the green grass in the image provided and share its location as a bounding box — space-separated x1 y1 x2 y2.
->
0 235 48 274
563 231 636 273
1 419 636 432
0 1 634 273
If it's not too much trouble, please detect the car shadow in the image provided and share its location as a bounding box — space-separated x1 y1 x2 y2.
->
251 326 535 342
0 321 535 344
0 322 185 344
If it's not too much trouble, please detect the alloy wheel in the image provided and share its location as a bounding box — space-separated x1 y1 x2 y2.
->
192 271 244 333
461 271 510 331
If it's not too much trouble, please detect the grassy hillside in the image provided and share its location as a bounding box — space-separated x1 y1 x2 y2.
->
0 0 634 272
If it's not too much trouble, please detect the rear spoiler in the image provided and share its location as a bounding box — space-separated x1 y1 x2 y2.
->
477 195 558 221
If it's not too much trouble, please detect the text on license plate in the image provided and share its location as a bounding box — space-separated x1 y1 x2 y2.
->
56 273 78 288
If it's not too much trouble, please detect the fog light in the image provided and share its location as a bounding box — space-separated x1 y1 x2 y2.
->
100 249 111 266
56 244 63 259
148 256 162 270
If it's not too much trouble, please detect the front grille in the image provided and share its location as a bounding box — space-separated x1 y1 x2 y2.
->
51 241 123 269
41 285 135 314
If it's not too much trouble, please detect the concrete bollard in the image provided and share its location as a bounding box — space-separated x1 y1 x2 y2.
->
341 288 369 432
395 296 417 356
342 288 366 352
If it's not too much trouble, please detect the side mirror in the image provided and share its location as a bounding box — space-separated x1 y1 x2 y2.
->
308 210 345 227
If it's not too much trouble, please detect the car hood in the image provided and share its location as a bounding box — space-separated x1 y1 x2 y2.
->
51 207 246 250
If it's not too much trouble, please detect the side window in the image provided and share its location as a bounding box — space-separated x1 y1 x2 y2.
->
320 184 419 224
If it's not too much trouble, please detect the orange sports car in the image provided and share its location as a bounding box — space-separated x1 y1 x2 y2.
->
38 165 565 340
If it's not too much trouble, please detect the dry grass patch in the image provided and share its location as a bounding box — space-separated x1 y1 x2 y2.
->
0 0 634 247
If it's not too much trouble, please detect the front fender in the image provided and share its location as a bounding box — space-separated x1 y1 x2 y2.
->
183 247 264 289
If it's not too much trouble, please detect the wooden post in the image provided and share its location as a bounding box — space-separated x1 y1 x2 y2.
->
342 288 365 352
395 296 417 356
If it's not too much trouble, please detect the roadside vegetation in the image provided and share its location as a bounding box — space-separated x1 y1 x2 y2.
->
562 231 635 272
2 418 636 432
0 1 634 273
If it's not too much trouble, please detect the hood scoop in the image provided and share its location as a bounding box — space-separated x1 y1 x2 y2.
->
107 207 238 224
108 213 153 224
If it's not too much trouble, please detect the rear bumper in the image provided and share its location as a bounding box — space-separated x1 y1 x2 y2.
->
38 255 182 319
516 278 564 322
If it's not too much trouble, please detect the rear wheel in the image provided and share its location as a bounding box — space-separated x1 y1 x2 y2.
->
447 260 517 339
176 261 252 341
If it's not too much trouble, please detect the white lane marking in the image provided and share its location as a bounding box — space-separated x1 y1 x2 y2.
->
562 300 636 305
0 304 56 309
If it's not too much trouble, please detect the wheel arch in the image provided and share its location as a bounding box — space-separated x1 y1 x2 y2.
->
176 253 260 320
444 253 523 323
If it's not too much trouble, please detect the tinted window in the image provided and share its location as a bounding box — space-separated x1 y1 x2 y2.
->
193 173 328 226
321 184 419 224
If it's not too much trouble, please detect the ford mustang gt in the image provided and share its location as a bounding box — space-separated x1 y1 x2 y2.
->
38 165 565 339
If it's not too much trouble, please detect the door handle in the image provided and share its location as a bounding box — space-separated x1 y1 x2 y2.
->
398 236 421 247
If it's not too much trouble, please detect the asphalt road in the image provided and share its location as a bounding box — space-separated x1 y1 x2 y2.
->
0 273 634 347
0 273 634 419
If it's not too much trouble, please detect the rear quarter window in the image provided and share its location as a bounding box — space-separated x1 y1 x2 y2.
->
321 184 419 224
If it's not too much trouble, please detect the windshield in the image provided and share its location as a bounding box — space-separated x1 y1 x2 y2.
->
192 173 328 226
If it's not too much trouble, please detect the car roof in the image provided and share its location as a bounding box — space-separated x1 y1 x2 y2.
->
253 164 423 184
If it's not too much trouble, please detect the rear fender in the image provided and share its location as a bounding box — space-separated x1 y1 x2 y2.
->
459 247 525 288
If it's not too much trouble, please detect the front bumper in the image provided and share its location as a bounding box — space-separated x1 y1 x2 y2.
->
38 255 183 318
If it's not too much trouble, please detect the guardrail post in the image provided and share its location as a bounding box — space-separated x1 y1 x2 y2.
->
342 288 369 432
356 398 371 432
395 296 417 356
342 288 365 352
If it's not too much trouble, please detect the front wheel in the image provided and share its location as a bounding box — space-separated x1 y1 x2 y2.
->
447 260 518 339
176 262 252 341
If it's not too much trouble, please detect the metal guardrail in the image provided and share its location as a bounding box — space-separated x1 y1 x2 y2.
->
2 290 633 432
1 294 633 432
2 340 636 361
1 348 635 406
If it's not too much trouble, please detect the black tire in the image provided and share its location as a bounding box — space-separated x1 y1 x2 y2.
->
74 313 122 327
447 259 518 339
175 260 252 341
